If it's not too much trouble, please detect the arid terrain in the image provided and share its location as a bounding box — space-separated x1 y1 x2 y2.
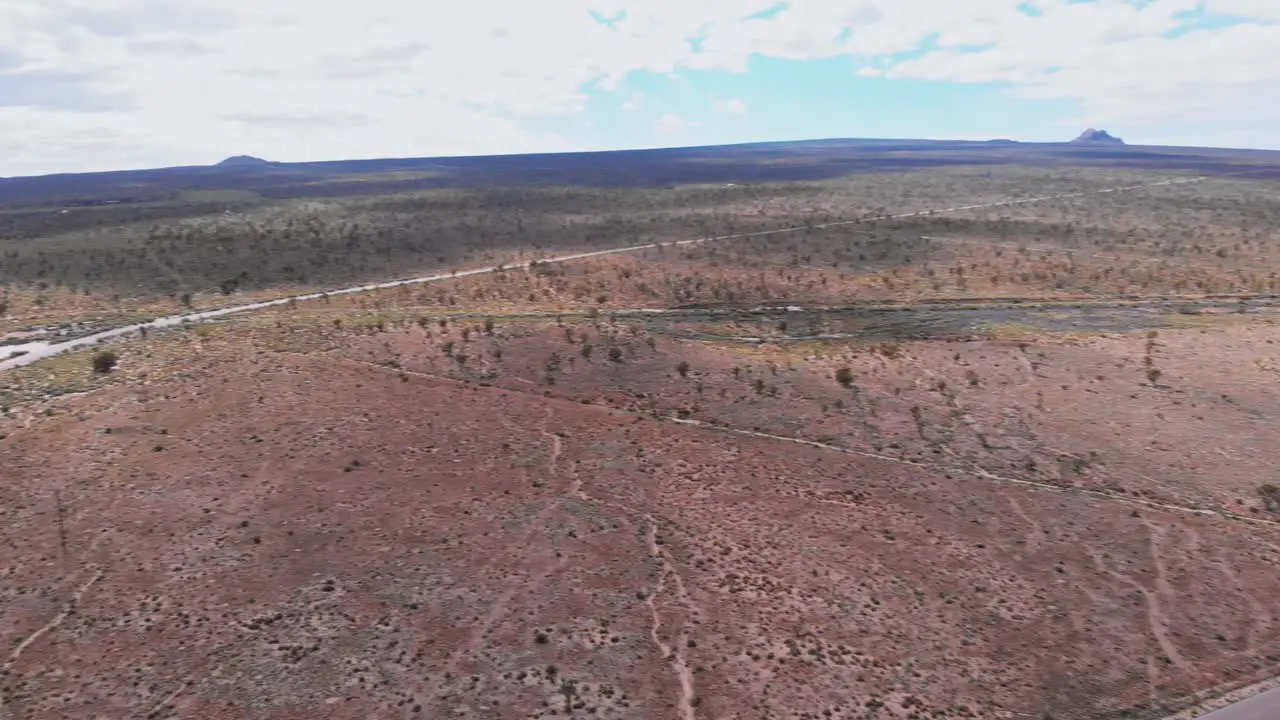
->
3 143 1280 719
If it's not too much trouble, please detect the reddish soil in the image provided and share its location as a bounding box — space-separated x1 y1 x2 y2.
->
4 321 1280 719
338 311 1280 514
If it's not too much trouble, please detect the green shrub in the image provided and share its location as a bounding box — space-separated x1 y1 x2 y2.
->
91 351 119 374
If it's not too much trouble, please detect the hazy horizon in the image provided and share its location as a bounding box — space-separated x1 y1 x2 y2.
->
7 131 1278 181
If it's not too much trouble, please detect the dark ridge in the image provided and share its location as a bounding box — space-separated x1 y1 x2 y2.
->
1071 129 1125 145
216 155 275 168
3 135 1278 208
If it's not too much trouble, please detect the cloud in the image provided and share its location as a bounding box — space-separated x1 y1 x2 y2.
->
1 0 1278 175
656 113 698 132
879 2 1280 131
718 98 749 114
1207 0 1280 22
219 111 371 129
621 92 643 111
0 69 132 112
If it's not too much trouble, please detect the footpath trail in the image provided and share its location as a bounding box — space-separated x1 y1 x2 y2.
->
1 174 1214 372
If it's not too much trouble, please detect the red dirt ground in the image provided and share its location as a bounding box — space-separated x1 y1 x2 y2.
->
336 311 1280 514
4 327 1280 719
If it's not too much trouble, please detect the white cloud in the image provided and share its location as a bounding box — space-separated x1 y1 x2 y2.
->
879 1 1280 132
720 98 749 114
1 0 1278 175
656 113 698 132
621 92 643 111
1206 0 1280 22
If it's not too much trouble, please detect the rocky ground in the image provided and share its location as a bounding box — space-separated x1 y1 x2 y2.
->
3 306 1280 720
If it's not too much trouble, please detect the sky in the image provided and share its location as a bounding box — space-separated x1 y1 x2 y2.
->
0 0 1277 177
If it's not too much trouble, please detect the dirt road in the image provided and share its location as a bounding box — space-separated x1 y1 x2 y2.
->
1193 686 1280 720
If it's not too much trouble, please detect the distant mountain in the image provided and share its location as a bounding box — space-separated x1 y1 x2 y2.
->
1070 129 1125 145
216 155 274 168
5 135 1277 209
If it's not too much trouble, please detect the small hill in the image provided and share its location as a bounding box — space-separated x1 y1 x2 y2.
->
215 155 274 168
1070 129 1125 145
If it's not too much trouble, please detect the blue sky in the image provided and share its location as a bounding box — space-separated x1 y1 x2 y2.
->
547 0 1272 152
550 56 1080 149
1 0 1278 175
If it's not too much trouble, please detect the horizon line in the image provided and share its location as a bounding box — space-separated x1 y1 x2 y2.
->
5 134 1278 182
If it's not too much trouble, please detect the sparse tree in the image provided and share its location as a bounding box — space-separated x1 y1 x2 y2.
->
91 350 118 374
1259 484 1280 512
676 361 690 378
835 367 854 388
910 405 926 438
559 679 578 713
